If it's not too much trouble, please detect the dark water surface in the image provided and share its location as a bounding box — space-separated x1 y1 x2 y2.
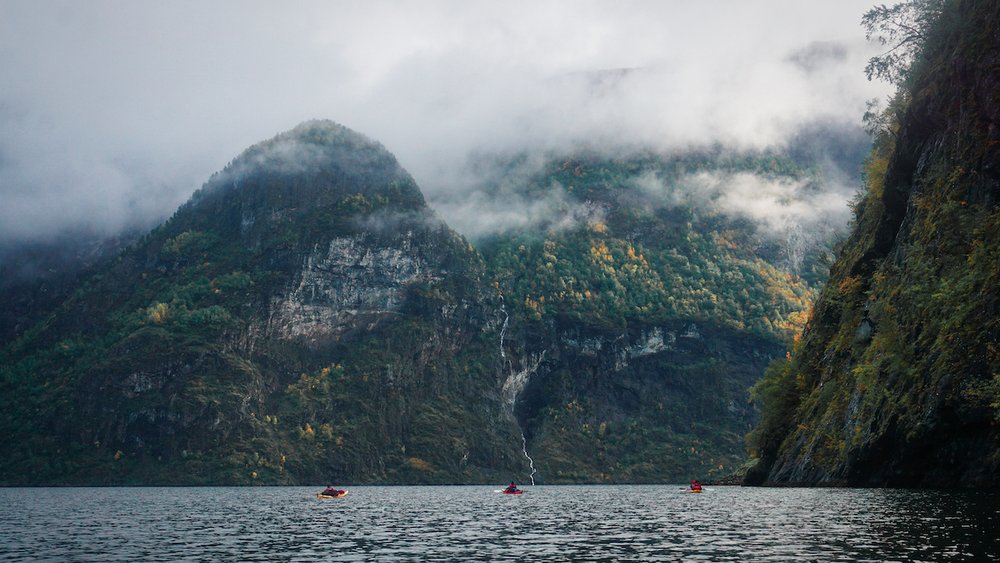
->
1 485 997 561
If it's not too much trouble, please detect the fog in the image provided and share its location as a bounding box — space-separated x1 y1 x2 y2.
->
0 0 891 245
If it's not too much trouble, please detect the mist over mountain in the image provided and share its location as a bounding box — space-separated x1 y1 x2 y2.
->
0 230 141 344
0 1 888 249
432 120 866 280
0 120 829 485
9 1 991 491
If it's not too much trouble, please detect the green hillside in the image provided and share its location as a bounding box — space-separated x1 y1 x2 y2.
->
477 151 834 482
483 152 821 338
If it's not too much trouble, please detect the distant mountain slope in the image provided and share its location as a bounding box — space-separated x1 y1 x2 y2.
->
477 152 834 482
746 0 1000 487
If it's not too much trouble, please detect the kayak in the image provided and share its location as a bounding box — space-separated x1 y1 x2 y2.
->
316 490 349 499
502 490 523 495
687 489 703 493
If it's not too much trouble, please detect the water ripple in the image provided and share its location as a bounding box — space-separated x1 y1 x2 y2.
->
1 485 997 561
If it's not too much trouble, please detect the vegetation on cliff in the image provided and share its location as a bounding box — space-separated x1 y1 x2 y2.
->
747 0 1000 487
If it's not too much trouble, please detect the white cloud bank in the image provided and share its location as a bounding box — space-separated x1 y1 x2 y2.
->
0 0 891 244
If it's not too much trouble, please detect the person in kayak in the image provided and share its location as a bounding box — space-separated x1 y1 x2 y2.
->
322 486 345 496
690 480 702 492
504 482 521 494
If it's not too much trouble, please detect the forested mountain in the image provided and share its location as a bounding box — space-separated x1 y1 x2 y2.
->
476 151 831 481
0 122 524 484
746 0 1000 487
0 117 844 485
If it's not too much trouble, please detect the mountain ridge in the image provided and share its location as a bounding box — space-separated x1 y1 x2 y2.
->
1 118 833 485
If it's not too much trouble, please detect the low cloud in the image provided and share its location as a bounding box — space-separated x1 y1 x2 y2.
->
787 41 850 73
428 153 605 239
632 168 855 270
0 1 890 247
432 186 606 241
676 171 853 234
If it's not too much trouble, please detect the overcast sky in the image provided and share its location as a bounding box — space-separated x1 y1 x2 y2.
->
0 0 892 245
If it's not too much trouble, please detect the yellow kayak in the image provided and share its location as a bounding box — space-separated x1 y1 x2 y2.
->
316 490 349 499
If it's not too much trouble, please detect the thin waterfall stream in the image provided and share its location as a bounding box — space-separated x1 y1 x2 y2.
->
521 432 536 486
498 292 541 485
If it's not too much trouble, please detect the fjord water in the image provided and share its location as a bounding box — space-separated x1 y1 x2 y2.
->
1 485 997 561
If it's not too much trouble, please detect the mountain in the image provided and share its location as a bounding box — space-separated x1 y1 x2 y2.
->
746 0 1000 487
0 121 524 484
0 119 843 485
475 152 828 482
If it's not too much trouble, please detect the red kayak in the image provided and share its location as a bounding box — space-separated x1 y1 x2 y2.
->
502 490 523 495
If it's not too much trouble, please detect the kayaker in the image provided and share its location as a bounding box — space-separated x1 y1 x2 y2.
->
504 482 520 494
690 480 702 492
322 486 343 496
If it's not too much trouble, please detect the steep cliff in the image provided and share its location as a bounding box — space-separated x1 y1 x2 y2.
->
746 0 1000 487
509 320 779 483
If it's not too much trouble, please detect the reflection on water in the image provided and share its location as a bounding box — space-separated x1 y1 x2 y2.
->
0 485 997 561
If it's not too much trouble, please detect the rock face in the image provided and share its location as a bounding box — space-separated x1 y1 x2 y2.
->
509 320 780 483
270 230 445 342
746 0 1000 487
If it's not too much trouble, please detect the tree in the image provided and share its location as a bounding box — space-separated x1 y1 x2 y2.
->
862 0 945 84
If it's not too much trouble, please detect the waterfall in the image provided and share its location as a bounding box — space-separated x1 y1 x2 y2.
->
497 291 544 485
499 298 508 360
502 349 545 485
521 432 537 486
